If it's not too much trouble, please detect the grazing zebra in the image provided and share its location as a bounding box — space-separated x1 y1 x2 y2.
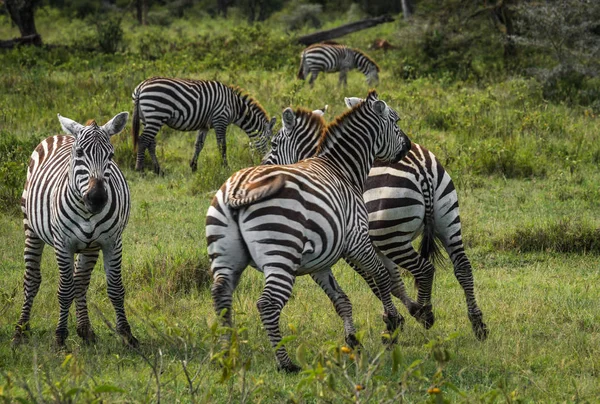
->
262 103 488 340
13 113 138 348
206 91 413 372
297 43 380 87
132 77 276 173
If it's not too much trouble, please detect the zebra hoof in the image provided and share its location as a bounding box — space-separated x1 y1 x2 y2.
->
12 324 30 347
473 321 489 341
55 328 69 350
411 304 434 329
345 334 362 350
381 331 398 346
120 332 139 348
77 325 97 345
190 162 198 172
278 362 302 374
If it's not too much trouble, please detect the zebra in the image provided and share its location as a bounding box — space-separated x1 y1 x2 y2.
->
297 43 380 87
262 102 488 341
206 91 414 372
12 112 138 348
132 77 277 174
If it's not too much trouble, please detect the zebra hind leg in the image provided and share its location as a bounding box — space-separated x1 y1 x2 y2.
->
74 251 100 344
13 231 45 346
453 256 488 341
256 268 300 373
311 270 361 350
309 70 319 88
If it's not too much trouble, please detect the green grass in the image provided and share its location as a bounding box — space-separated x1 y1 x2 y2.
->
1 8 600 403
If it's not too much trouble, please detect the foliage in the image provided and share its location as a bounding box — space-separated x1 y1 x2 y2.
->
0 132 40 213
96 15 125 54
278 3 323 31
513 0 600 106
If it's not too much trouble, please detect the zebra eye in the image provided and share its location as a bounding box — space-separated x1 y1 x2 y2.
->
108 152 114 160
76 148 84 157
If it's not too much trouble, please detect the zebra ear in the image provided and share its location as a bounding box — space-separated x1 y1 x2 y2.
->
366 90 379 102
102 112 129 137
58 114 85 138
344 97 363 109
312 105 328 117
282 108 295 132
373 100 390 119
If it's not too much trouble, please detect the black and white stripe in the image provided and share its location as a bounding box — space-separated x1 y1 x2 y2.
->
206 91 413 372
262 102 488 340
297 43 380 87
13 113 138 348
132 77 276 173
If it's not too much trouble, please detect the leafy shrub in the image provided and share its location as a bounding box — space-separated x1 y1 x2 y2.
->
0 133 40 213
96 15 125 54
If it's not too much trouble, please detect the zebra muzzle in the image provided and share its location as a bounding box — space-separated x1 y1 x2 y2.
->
83 178 108 214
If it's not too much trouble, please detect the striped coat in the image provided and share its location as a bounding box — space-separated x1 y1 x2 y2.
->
206 91 413 372
298 43 380 87
132 77 276 173
263 102 488 340
13 113 138 348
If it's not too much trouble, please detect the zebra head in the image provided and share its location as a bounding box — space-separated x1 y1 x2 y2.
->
58 112 129 214
366 66 379 86
261 107 327 166
345 92 411 163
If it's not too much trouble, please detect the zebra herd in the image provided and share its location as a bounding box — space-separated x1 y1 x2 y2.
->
13 42 486 373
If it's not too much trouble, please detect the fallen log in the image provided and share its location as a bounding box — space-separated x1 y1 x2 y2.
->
296 15 395 46
0 34 42 49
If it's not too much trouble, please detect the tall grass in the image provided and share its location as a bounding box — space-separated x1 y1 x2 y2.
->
1 8 600 402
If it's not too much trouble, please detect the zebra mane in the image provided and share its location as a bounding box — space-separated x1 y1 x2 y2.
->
352 48 380 72
294 106 327 136
316 90 378 154
85 119 98 126
230 86 269 119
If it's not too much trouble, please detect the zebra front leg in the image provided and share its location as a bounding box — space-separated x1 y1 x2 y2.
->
214 125 228 167
346 238 404 345
74 251 99 344
309 70 319 88
311 269 360 349
13 231 45 346
54 243 76 348
190 129 209 172
389 248 436 329
256 268 300 373
338 69 349 87
103 238 138 347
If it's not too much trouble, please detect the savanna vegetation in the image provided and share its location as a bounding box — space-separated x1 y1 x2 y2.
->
1 0 599 402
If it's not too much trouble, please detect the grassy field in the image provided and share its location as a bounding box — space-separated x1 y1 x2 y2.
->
1 8 600 403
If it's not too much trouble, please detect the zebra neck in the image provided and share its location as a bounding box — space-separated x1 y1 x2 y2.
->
354 53 373 75
317 125 375 190
234 98 263 134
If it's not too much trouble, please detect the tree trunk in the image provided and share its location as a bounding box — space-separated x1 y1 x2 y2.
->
297 15 395 46
401 0 414 20
135 0 148 25
4 0 42 45
217 0 229 17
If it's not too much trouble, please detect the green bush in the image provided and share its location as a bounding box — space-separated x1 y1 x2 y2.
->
96 15 125 54
0 133 41 213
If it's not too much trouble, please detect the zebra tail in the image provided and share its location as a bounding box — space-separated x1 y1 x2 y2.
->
297 53 306 80
419 213 443 268
132 90 140 152
227 175 286 208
